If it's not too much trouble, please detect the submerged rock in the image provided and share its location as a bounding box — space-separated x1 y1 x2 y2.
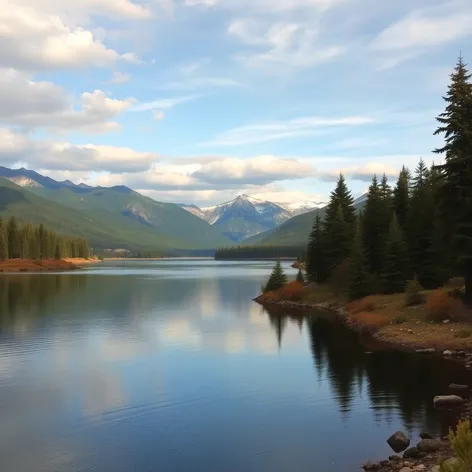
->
387 431 410 453
434 395 465 408
449 384 468 391
416 348 436 354
443 350 453 356
363 460 379 470
420 432 433 440
403 447 420 458
417 439 442 452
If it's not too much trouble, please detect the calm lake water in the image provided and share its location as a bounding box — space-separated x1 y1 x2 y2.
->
0 260 470 472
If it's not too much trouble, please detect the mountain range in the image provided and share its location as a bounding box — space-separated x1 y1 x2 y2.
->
178 195 325 242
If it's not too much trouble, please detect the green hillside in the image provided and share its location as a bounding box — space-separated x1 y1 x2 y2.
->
0 179 229 250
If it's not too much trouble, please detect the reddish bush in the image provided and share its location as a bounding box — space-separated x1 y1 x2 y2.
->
349 311 389 331
346 296 376 315
426 289 467 322
279 281 304 301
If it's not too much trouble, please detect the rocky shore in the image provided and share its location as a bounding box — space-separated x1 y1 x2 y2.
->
360 388 472 472
253 295 472 471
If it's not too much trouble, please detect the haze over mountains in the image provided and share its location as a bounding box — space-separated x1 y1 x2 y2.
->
0 166 331 250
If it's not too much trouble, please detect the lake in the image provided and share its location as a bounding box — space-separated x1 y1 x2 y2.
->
0 260 470 472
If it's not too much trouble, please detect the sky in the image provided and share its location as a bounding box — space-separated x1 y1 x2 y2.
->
0 0 471 207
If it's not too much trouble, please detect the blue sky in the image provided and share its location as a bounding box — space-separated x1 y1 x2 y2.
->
0 0 471 206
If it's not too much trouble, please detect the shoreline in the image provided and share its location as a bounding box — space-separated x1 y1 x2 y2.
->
0 257 100 273
254 296 472 471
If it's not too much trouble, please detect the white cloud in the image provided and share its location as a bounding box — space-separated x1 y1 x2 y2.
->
186 0 341 12
0 128 157 172
153 110 166 121
10 0 152 20
107 72 131 84
0 3 139 71
160 77 244 91
131 95 199 112
373 2 472 66
228 19 343 70
0 71 133 132
205 115 376 146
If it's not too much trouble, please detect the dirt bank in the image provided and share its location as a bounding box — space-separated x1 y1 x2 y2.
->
0 258 100 272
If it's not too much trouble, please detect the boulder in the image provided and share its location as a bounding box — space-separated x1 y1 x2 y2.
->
399 468 413 472
449 384 468 391
389 455 402 461
420 432 433 440
414 466 427 472
416 348 436 354
443 319 451 324
417 439 442 452
434 395 465 408
363 461 379 471
444 350 453 356
430 466 440 472
403 447 421 458
387 431 410 453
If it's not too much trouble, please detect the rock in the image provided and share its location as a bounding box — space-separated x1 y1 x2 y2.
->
389 455 402 462
444 350 453 356
403 447 420 458
434 395 465 408
399 468 413 472
420 432 433 440
363 460 379 470
388 431 411 453
418 452 427 458
403 462 411 467
417 439 442 452
449 383 468 391
416 348 436 354
443 319 451 324
430 466 440 472
380 460 390 466
408 329 414 334
414 466 427 472
457 351 466 357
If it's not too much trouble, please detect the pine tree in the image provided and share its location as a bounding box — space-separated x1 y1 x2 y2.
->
349 217 370 300
381 214 409 294
264 259 288 292
55 242 62 260
0 218 8 261
296 268 305 284
306 214 326 283
363 175 385 274
323 174 356 276
7 217 20 259
393 166 410 230
434 56 472 304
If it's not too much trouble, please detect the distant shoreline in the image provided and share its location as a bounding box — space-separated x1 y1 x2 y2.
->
103 257 214 261
0 257 100 273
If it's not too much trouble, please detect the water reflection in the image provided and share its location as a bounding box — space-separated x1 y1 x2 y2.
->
263 304 469 437
0 262 471 472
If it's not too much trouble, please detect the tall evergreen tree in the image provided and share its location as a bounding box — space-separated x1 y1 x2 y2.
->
7 217 20 259
349 217 370 300
306 214 326 283
323 174 356 275
264 259 288 292
381 214 409 294
393 166 410 230
296 268 305 284
0 219 8 261
434 56 472 304
363 175 385 274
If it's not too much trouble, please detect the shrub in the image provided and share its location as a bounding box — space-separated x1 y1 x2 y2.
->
439 419 472 472
455 329 472 339
263 259 288 293
349 311 389 331
405 279 425 306
449 277 466 289
346 296 376 315
426 289 467 322
279 281 304 301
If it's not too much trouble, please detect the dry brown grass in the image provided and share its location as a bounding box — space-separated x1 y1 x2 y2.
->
425 289 467 322
346 296 376 314
279 281 304 301
348 311 390 331
0 258 80 272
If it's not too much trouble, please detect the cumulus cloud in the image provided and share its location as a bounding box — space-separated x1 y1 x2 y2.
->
0 129 157 172
132 95 199 112
0 70 133 132
0 3 139 71
205 115 376 146
186 0 341 12
192 155 314 185
228 19 343 70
